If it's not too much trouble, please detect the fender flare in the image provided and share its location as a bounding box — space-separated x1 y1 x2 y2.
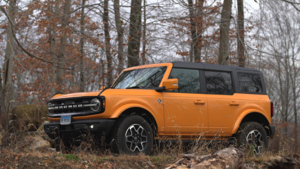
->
110 103 157 120
231 109 270 135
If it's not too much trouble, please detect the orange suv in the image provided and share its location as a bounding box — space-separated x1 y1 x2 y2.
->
44 62 275 154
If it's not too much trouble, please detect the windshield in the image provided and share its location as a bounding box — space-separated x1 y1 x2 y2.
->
112 66 167 89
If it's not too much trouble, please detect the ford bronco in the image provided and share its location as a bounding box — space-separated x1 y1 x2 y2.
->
44 62 275 154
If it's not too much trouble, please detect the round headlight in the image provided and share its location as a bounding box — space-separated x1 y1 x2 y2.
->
90 98 101 112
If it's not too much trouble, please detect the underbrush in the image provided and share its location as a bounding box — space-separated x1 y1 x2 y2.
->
0 123 300 168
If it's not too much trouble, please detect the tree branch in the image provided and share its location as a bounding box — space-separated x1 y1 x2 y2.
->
0 5 74 70
282 0 300 11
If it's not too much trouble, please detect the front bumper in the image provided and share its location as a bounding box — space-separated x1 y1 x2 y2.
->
44 119 116 139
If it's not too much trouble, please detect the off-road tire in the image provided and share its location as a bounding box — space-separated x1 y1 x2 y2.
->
111 115 153 155
236 122 268 155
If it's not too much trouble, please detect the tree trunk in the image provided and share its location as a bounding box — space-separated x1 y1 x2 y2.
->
188 0 197 62
48 0 59 95
0 68 5 129
195 0 204 62
103 0 113 86
128 0 142 67
114 0 124 74
141 0 147 65
218 0 232 65
56 0 71 93
237 0 245 67
2 0 17 132
188 0 204 62
79 0 86 92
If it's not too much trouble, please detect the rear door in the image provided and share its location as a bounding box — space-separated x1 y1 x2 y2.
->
204 71 239 136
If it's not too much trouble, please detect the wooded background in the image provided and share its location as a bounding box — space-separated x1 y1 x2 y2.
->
0 0 299 152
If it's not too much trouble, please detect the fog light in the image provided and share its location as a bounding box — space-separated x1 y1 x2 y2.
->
90 125 94 129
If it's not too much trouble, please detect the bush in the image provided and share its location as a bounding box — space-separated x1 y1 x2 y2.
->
12 105 47 131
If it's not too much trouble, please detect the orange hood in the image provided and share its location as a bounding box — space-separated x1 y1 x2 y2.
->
51 90 102 100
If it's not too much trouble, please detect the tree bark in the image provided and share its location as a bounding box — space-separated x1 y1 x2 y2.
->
237 0 245 67
188 0 204 63
48 0 59 95
218 0 232 65
56 0 71 93
141 0 147 65
0 68 5 129
103 0 113 86
128 0 142 67
2 0 17 132
114 0 124 74
79 0 86 92
188 0 197 62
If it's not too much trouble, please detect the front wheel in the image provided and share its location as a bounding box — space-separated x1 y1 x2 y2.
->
111 115 154 155
236 122 268 155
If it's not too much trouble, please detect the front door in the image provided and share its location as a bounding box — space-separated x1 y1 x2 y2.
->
162 68 208 135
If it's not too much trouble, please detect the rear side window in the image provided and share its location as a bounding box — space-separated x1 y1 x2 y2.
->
168 68 200 93
238 73 263 93
205 71 233 94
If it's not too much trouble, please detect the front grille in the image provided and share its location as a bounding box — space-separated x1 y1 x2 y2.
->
47 97 102 117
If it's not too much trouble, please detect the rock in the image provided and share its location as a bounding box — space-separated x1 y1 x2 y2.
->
165 147 245 169
17 135 50 151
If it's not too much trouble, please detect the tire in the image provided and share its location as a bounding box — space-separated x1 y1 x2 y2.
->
111 115 154 155
236 122 268 155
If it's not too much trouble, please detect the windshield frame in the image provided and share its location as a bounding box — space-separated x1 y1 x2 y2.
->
111 66 168 89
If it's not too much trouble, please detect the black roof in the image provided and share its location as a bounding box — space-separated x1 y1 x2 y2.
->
171 61 260 72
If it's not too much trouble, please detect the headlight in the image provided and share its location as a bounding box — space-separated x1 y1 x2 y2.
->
90 98 101 112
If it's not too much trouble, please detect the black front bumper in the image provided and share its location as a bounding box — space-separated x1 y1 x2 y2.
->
44 119 116 139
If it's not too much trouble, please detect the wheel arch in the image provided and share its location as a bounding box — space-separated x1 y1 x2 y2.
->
114 107 158 134
232 112 271 136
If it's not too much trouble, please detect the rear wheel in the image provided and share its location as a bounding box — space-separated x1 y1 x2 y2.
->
236 122 268 155
111 115 153 155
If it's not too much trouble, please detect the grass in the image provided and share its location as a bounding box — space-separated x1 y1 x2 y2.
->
61 154 80 161
1 126 300 169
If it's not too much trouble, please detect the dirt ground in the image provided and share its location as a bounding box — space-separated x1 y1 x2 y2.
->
0 133 299 169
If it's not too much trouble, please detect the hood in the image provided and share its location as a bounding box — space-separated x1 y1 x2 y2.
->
51 90 102 100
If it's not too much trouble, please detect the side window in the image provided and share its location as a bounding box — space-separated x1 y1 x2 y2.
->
238 73 263 93
168 68 200 93
205 71 233 94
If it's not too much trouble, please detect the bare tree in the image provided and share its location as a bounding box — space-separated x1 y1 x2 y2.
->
56 0 71 92
237 0 245 67
188 0 204 62
128 0 142 67
1 0 17 132
141 0 147 65
259 0 300 150
48 0 59 95
103 0 113 86
114 0 124 74
218 0 232 65
79 0 86 92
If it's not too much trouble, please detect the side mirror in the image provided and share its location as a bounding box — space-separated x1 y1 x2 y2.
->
100 86 106 90
162 78 178 90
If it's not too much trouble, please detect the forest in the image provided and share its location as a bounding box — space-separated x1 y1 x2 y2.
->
0 0 300 167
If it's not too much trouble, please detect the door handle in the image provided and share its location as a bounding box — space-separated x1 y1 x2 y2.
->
194 100 205 105
229 101 239 106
